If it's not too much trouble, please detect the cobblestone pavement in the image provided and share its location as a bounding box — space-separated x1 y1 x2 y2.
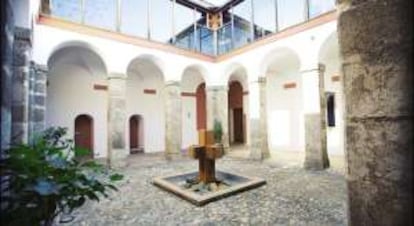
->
59 152 347 226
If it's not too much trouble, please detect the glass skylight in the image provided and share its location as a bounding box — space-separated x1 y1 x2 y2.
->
186 0 233 9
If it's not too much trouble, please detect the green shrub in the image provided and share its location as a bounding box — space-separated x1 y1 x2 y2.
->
0 127 123 226
213 120 223 143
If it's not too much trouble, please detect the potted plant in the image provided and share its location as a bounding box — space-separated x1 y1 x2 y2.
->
0 127 123 226
211 119 224 158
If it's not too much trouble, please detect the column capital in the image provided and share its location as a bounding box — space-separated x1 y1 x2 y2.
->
165 80 181 87
30 61 48 73
206 85 228 92
108 73 126 80
300 63 325 74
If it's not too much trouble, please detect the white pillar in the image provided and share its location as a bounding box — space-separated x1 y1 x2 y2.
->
164 81 182 159
301 64 329 170
107 73 128 167
248 77 269 160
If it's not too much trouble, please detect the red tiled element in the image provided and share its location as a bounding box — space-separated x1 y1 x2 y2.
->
93 84 107 90
283 82 296 89
229 81 243 109
144 89 156 94
332 75 341 82
181 92 197 97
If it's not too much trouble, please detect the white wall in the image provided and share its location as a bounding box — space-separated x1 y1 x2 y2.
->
125 70 165 153
181 69 205 148
33 11 343 157
323 55 344 155
46 65 108 158
267 70 304 152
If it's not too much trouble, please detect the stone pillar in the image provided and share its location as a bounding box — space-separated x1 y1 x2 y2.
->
28 62 47 142
11 27 32 144
301 64 329 170
164 81 182 159
248 77 269 160
338 0 413 225
107 73 128 167
1 0 14 151
206 85 229 151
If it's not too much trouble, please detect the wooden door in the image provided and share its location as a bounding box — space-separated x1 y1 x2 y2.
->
74 115 93 158
130 116 139 151
233 108 244 143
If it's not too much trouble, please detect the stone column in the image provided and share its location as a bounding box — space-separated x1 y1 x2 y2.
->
248 77 269 160
1 0 14 151
301 64 329 170
164 81 182 159
339 0 413 225
107 73 128 167
206 85 229 151
28 62 47 142
11 27 32 144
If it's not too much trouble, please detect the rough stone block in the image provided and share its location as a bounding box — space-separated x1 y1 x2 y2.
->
304 114 329 170
343 57 413 118
346 118 413 225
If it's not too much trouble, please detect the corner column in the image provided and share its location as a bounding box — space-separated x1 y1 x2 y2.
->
248 77 269 160
11 27 32 144
206 85 229 151
28 62 47 142
164 81 182 159
301 64 329 170
339 0 413 224
107 73 128 167
1 0 14 151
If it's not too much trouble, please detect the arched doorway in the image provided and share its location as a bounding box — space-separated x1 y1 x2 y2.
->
74 114 94 158
228 81 244 144
129 115 144 154
196 83 206 130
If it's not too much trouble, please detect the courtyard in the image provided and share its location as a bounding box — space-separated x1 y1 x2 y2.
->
61 151 347 226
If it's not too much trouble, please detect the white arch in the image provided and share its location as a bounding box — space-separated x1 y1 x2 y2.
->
259 47 302 76
47 40 108 74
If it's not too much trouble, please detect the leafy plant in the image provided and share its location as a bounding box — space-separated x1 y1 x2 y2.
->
0 127 123 226
213 119 223 143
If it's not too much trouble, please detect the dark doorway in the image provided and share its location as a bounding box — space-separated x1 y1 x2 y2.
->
129 115 143 154
233 108 244 143
228 81 244 144
196 83 206 130
326 93 335 127
74 114 94 159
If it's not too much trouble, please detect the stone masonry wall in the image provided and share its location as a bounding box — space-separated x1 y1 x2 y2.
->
1 0 14 151
11 27 32 144
338 0 413 225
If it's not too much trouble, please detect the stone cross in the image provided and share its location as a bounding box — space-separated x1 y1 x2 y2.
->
189 130 224 183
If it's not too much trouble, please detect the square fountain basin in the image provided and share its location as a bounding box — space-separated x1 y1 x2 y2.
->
152 170 266 206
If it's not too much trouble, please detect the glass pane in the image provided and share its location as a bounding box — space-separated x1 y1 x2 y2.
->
84 0 117 30
199 26 214 55
218 23 232 54
121 0 148 38
174 3 200 49
150 0 173 43
309 0 335 18
253 0 276 38
232 0 253 48
277 0 306 30
51 0 82 22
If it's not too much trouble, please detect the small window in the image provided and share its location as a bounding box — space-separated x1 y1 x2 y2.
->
326 93 335 127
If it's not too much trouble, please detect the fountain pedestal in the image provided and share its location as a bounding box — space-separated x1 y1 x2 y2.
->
188 130 224 183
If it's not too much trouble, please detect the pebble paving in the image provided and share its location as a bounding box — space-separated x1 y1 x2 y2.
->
58 153 347 226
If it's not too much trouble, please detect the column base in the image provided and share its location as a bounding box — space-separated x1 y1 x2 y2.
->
304 114 329 170
109 148 129 168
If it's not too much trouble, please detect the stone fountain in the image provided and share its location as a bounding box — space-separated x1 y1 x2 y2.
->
153 130 266 206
